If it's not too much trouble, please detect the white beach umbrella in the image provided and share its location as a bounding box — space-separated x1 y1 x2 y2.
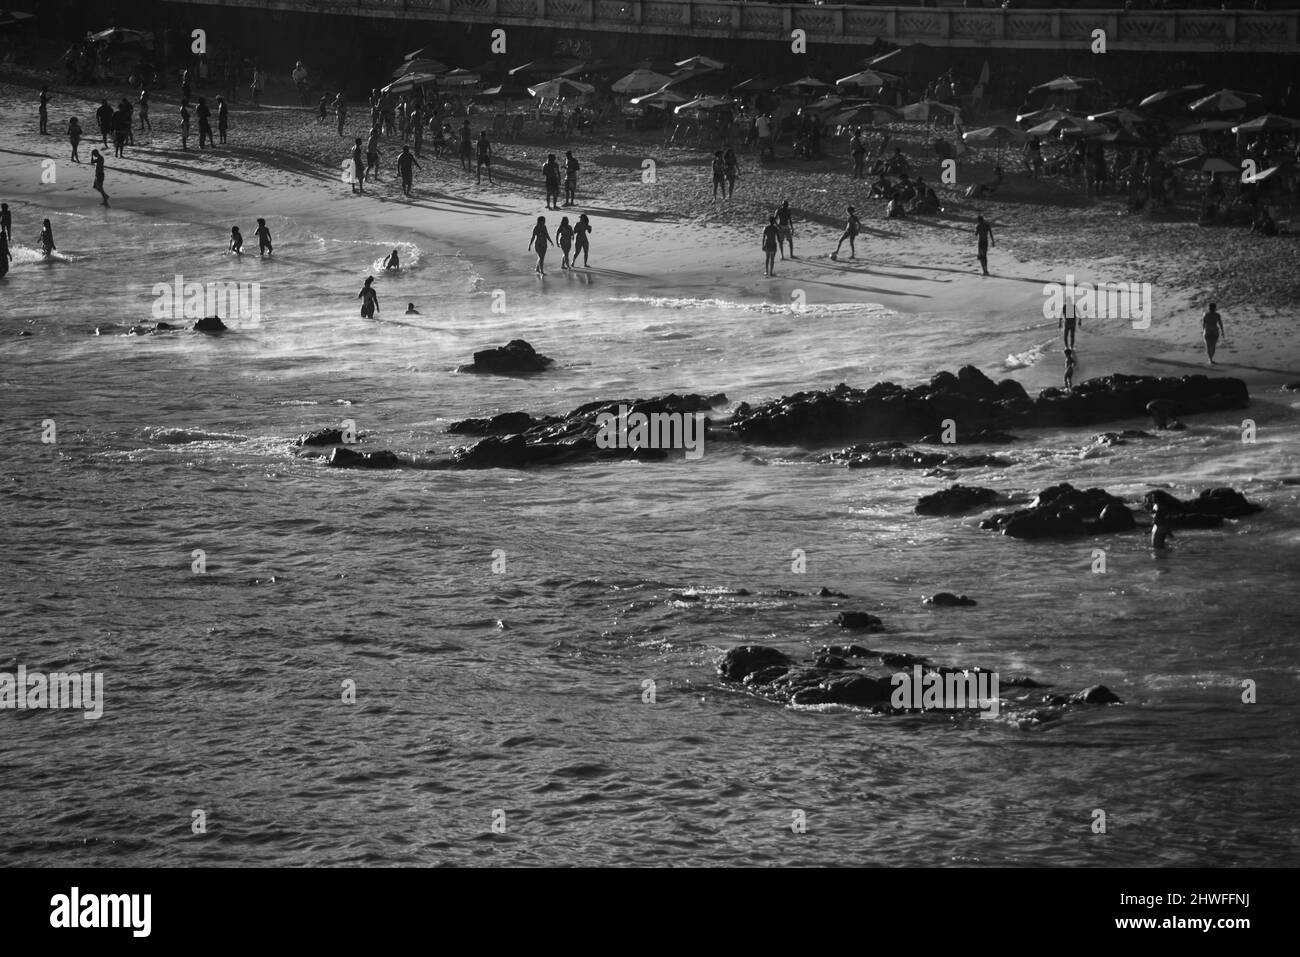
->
1175 119 1235 135
630 88 688 107
1232 114 1300 134
674 55 725 73
902 100 960 123
836 70 895 90
1188 89 1264 115
1030 75 1100 93
381 72 441 95
439 70 481 88
527 78 595 99
963 125 1027 148
612 69 673 95
673 96 732 115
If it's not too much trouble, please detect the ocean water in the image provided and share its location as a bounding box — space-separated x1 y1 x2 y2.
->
2 202 1299 867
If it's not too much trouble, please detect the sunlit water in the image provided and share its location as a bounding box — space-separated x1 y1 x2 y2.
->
2 202 1298 867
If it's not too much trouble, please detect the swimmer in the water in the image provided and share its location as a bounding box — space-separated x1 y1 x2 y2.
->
1151 505 1174 550
254 217 273 256
229 225 243 255
383 248 399 270
358 276 379 318
1146 398 1182 431
404 302 419 315
527 215 552 276
38 218 56 256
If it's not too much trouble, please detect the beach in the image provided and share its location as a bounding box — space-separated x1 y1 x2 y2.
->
2 69 1300 869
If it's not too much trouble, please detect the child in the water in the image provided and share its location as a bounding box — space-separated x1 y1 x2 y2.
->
254 218 272 256
404 302 419 315
229 226 243 255
383 249 399 270
38 218 56 256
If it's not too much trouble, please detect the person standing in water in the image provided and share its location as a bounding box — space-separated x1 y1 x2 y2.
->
831 205 860 261
0 229 11 279
775 199 794 260
573 213 592 267
528 216 553 276
762 215 780 277
975 214 995 276
38 86 49 135
543 154 561 210
38 219 56 256
396 145 420 196
351 138 365 193
476 132 494 185
255 218 273 256
383 249 400 270
90 149 109 206
217 96 229 144
197 97 214 149
1060 292 1080 349
229 225 243 255
68 117 83 162
563 151 579 207
1150 504 1174 550
1 203 11 243
358 276 379 318
1202 302 1225 364
556 215 574 271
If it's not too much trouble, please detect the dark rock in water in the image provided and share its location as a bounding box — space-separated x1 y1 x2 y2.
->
813 652 850 670
446 410 542 435
193 316 228 333
327 447 401 469
1144 487 1262 519
297 427 364 447
717 645 794 682
823 441 1010 470
792 673 893 707
1283 382 1300 392
1070 685 1123 705
924 593 978 607
817 587 850 598
879 652 929 669
155 321 181 331
835 611 885 631
463 338 553 374
820 644 874 658
729 369 1248 447
916 484 1000 515
982 483 1133 539
1092 429 1153 446
17 330 32 337
917 427 1018 445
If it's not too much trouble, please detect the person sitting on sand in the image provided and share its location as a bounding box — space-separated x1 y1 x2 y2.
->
886 195 905 219
358 276 379 318
229 226 243 256
831 205 860 261
885 147 909 176
383 249 399 270
895 174 917 205
1252 208 1278 237
405 303 419 315
869 172 892 199
1202 302 1224 364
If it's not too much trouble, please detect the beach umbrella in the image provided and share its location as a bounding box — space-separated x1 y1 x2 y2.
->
781 76 835 95
527 78 595 99
86 26 150 44
674 55 725 73
1174 155 1240 174
902 100 960 123
1025 115 1094 137
393 58 447 78
962 125 1027 148
1175 119 1236 135
439 69 482 88
1015 107 1068 126
1232 114 1300 134
465 60 507 78
0 10 35 27
381 72 442 95
1250 163 1294 183
1188 89 1264 115
1030 75 1100 93
836 69 895 90
631 89 688 107
730 76 782 94
831 103 904 126
509 57 580 78
1095 129 1163 149
663 69 728 93
634 57 679 74
556 59 618 79
1058 118 1109 138
804 94 847 114
673 96 733 115
611 69 673 95
1087 109 1145 127
1137 84 1206 111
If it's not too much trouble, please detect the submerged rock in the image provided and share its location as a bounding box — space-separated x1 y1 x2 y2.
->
1143 487 1262 519
461 339 553 374
923 593 978 607
193 316 228 333
822 442 1010 470
916 484 1000 515
835 611 885 631
981 483 1135 539
327 447 402 469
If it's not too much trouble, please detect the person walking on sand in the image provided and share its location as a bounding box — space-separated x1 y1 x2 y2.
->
556 215 574 270
396 145 420 196
90 149 109 205
1060 293 1080 349
476 132 494 185
850 128 867 179
543 153 561 210
762 215 780 277
217 96 229 144
255 217 273 256
723 148 740 199
96 99 113 148
831 205 861 261
350 138 365 193
365 127 382 181
68 117 83 162
564 151 579 207
197 97 214 149
358 276 379 318
250 66 264 108
38 86 49 135
776 199 795 259
138 88 151 132
528 216 553 275
459 123 472 173
38 219 56 256
1202 302 1225 364
573 213 592 267
229 225 243 255
334 93 347 136
975 214 994 275
180 101 191 150
711 151 725 201
318 95 329 123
